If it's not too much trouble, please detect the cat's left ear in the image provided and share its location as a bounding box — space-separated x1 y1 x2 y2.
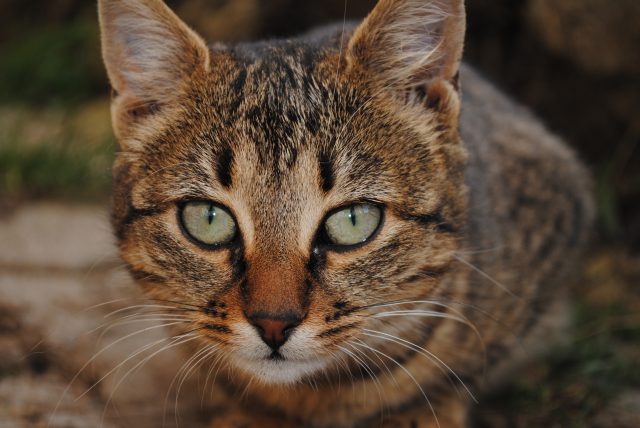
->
98 0 210 138
347 0 465 107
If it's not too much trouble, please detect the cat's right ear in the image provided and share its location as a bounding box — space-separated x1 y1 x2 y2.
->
346 0 465 111
98 0 209 137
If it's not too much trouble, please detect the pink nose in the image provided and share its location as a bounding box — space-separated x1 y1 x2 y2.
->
248 314 301 350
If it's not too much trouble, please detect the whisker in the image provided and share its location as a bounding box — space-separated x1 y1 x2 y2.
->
336 343 380 408
345 341 387 421
202 351 226 405
352 337 398 387
90 312 191 332
453 253 521 300
366 296 522 341
329 346 357 394
82 297 144 313
363 298 489 358
350 340 441 428
49 321 194 424
150 298 207 311
174 344 218 427
372 309 466 324
362 329 477 403
101 333 202 427
103 304 198 319
76 325 198 402
94 316 191 345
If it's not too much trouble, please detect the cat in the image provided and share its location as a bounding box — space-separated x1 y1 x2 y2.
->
98 0 594 426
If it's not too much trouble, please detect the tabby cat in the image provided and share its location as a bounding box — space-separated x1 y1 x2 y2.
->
99 0 593 426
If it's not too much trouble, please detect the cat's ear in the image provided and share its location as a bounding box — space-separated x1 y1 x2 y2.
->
98 0 209 132
346 0 465 103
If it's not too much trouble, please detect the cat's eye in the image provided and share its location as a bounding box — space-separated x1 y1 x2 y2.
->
179 201 237 247
323 204 382 247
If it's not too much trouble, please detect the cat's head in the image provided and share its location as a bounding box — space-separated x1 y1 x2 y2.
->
100 0 467 385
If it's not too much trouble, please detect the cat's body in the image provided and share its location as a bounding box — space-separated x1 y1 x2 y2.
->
99 1 593 427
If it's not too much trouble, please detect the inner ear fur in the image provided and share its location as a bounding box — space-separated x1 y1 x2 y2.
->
98 0 210 132
347 0 465 109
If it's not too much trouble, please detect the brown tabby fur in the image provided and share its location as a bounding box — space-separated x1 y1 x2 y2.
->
99 0 594 426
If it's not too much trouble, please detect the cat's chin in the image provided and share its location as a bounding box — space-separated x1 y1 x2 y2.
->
232 355 328 385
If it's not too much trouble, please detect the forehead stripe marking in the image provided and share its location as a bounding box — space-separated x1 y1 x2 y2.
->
318 151 335 193
217 148 234 188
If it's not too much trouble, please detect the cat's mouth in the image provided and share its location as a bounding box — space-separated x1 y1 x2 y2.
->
223 323 331 384
233 355 328 385
267 351 285 361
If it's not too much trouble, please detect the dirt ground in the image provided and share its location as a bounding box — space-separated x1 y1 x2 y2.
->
0 203 211 427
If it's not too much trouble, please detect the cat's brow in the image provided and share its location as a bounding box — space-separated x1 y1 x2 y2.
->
318 150 335 193
216 147 234 188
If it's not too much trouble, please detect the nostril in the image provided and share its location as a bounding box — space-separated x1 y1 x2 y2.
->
247 313 302 351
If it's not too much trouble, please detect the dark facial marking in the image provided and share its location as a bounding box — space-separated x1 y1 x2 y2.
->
116 203 163 240
229 244 247 281
126 267 167 284
318 322 360 338
325 301 358 323
216 148 234 188
239 277 250 301
307 246 327 280
318 151 335 193
127 99 161 120
204 300 229 320
398 210 457 234
205 323 231 334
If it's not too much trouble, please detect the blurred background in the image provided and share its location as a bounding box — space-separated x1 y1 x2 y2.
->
0 0 638 426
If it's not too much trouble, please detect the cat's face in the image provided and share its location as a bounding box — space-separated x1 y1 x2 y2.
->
101 0 466 384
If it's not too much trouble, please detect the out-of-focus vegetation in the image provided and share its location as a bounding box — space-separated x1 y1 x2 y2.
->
0 103 114 201
0 1 111 202
476 250 640 426
0 20 106 106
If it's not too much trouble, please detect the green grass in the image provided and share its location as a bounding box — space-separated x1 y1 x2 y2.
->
0 18 107 106
0 15 114 200
0 136 114 201
0 102 115 201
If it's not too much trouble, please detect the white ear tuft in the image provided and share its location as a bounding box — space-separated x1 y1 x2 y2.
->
98 0 209 107
348 0 465 90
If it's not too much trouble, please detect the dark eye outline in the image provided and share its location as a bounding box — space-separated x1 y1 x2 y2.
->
176 200 241 250
315 202 385 253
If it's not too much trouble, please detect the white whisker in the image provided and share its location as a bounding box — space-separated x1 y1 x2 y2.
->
453 253 520 300
350 340 441 428
363 329 477 403
100 333 201 427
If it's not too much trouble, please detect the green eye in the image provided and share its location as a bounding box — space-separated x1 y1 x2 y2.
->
324 204 382 246
179 201 237 247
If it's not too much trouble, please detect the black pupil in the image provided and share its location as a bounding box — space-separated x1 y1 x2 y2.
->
348 206 357 226
207 205 216 225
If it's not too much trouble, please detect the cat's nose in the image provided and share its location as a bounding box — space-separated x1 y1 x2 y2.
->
248 314 302 351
